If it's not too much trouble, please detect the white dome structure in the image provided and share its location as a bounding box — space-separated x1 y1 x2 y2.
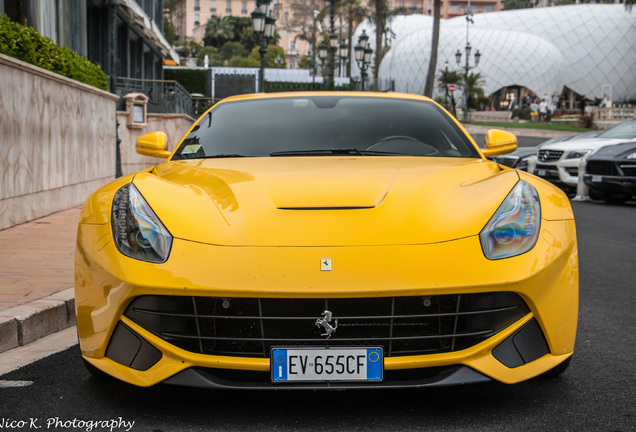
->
355 4 636 102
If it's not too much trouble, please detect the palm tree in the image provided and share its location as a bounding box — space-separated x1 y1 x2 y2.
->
371 0 405 86
463 72 486 109
423 0 441 97
204 16 235 50
338 0 367 77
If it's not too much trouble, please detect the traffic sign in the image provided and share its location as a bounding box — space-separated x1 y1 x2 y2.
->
448 84 456 92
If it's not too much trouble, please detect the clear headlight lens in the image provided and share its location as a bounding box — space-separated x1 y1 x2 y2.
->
626 151 636 160
479 180 541 260
111 183 172 263
565 150 590 159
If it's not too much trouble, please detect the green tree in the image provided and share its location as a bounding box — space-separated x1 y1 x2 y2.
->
196 46 223 66
220 41 247 62
339 0 367 77
249 45 287 68
463 72 486 109
370 0 406 82
436 68 462 92
229 56 260 67
204 16 235 49
298 54 309 69
163 16 177 45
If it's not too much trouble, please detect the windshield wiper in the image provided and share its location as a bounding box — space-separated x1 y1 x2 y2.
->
270 148 404 156
203 154 251 158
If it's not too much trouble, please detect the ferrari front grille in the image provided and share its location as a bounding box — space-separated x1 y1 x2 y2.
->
124 293 529 358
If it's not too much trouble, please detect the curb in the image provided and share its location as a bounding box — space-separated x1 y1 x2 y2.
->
0 288 76 354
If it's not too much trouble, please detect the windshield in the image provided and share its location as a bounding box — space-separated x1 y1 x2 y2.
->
172 96 480 160
597 119 636 140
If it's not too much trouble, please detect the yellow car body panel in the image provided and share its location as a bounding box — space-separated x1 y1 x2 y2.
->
75 92 578 388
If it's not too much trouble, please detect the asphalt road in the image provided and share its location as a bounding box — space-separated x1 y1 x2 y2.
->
1 200 634 432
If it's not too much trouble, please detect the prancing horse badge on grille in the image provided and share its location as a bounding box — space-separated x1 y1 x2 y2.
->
315 310 338 339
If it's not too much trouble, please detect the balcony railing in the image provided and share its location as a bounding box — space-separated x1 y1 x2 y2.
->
115 77 194 117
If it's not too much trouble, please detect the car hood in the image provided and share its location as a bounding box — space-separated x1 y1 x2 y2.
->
539 137 630 152
132 157 520 247
588 142 636 160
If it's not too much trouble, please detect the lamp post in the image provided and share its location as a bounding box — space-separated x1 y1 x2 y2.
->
312 10 319 83
324 0 338 90
338 41 349 78
455 10 480 123
444 60 449 110
354 30 372 91
318 41 328 83
251 0 276 93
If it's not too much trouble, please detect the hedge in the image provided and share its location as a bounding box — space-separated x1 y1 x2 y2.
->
265 81 354 93
0 15 108 90
164 68 208 96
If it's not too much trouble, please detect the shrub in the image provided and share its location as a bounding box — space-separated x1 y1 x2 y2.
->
0 14 108 90
164 68 208 95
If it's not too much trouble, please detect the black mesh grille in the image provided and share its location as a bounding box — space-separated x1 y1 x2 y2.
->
124 293 529 358
587 160 618 176
619 164 636 177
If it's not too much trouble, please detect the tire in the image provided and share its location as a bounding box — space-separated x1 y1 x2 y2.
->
602 193 631 205
588 188 630 204
81 356 113 381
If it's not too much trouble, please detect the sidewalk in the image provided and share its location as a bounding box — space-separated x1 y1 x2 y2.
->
0 208 79 354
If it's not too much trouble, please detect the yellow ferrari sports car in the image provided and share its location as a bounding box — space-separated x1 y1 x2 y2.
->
75 92 578 389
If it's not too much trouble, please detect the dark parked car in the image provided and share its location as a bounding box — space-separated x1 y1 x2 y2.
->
584 142 636 204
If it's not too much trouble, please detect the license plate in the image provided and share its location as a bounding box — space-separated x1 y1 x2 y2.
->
271 347 383 382
538 169 546 176
592 175 603 182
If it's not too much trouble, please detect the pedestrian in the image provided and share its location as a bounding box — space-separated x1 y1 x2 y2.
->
531 100 539 122
580 94 586 116
601 94 608 108
551 92 559 113
539 98 548 121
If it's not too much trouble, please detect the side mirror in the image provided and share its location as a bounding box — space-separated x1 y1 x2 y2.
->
136 131 171 159
482 129 517 157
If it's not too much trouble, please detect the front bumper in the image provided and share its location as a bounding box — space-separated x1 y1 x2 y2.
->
75 220 578 388
535 160 580 187
584 174 636 196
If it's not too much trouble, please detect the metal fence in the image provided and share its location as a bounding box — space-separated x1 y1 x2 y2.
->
115 77 194 117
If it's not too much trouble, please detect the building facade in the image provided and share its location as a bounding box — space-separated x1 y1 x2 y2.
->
174 0 258 43
0 0 178 85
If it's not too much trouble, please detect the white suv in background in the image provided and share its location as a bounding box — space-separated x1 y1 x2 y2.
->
533 119 636 191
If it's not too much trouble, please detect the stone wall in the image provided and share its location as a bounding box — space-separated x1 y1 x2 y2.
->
0 54 119 230
116 111 194 176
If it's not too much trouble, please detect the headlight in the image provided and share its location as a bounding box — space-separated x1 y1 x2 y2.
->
479 180 541 260
626 152 636 160
111 183 172 263
565 150 591 159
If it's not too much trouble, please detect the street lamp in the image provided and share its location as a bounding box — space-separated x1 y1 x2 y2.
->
324 0 338 89
312 10 319 83
455 10 481 123
354 31 373 91
251 0 276 93
444 60 449 109
338 41 349 78
318 41 329 82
